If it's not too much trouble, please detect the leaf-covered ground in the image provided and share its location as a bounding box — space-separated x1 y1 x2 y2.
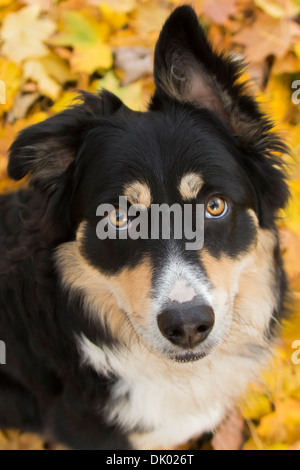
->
1 0 300 451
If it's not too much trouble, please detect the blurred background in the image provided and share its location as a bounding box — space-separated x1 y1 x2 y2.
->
0 0 300 450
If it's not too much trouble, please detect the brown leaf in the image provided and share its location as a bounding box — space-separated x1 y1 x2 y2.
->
203 0 237 25
234 12 300 62
114 47 152 85
212 409 245 450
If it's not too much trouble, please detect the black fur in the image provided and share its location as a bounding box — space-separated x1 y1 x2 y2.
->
0 6 289 449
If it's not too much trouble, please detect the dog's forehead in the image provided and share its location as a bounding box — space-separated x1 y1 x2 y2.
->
82 106 252 205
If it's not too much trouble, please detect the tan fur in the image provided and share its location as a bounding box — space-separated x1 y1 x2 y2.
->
56 227 153 343
55 241 129 340
179 172 204 201
234 228 278 336
201 226 278 354
105 261 153 326
124 181 152 208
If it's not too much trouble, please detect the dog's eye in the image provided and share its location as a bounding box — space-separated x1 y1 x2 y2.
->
206 197 228 219
109 209 130 230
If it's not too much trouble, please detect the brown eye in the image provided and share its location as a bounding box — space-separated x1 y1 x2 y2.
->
109 209 129 230
206 197 228 218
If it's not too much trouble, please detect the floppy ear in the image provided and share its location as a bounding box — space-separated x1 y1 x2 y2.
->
8 90 123 190
8 90 124 243
151 6 289 223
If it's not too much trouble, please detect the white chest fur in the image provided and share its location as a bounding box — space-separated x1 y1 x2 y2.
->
78 334 268 450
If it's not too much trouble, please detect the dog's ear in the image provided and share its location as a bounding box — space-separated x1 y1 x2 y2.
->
152 6 289 223
152 5 263 136
8 90 124 243
8 90 123 191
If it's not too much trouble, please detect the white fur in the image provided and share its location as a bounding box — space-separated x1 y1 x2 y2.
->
78 331 271 450
168 280 196 303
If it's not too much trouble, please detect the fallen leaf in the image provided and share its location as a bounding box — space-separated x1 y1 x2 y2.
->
212 409 245 450
280 228 300 291
203 0 237 25
40 55 77 85
0 5 56 64
99 0 136 13
133 2 170 34
265 443 289 450
51 91 82 114
283 181 300 235
71 41 112 74
114 47 152 85
100 3 129 30
257 399 300 445
94 71 144 110
21 0 57 12
0 0 13 6
255 0 298 19
242 392 273 421
234 12 300 63
51 11 113 73
23 59 61 100
0 57 22 114
273 52 300 74
6 92 39 123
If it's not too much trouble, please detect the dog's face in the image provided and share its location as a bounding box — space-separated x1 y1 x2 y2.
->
8 6 289 363
72 110 260 363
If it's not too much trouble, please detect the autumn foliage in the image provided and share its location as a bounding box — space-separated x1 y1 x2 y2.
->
1 0 300 451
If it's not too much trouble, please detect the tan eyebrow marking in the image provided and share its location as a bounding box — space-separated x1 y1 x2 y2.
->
124 181 152 208
179 173 204 201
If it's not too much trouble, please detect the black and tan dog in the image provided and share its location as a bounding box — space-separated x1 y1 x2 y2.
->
0 6 289 450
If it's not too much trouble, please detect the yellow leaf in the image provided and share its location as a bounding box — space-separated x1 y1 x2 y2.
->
133 3 169 34
284 181 300 234
99 0 136 13
0 57 21 114
51 11 110 48
100 3 129 30
264 76 294 124
295 42 300 59
94 71 144 111
23 60 61 101
51 91 82 114
40 55 77 85
50 11 113 74
257 399 300 445
255 0 297 19
71 42 112 74
21 0 55 12
0 5 56 64
243 438 260 451
265 443 289 450
242 393 273 421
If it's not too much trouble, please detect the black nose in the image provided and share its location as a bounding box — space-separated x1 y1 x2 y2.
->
157 303 215 349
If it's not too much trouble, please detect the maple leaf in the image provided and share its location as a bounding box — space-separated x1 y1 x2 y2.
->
203 0 237 24
234 12 300 62
23 60 61 101
0 5 56 64
50 11 113 73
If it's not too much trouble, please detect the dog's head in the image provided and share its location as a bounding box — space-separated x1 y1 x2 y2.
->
8 6 289 363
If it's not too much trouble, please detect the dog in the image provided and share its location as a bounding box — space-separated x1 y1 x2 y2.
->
0 5 289 450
